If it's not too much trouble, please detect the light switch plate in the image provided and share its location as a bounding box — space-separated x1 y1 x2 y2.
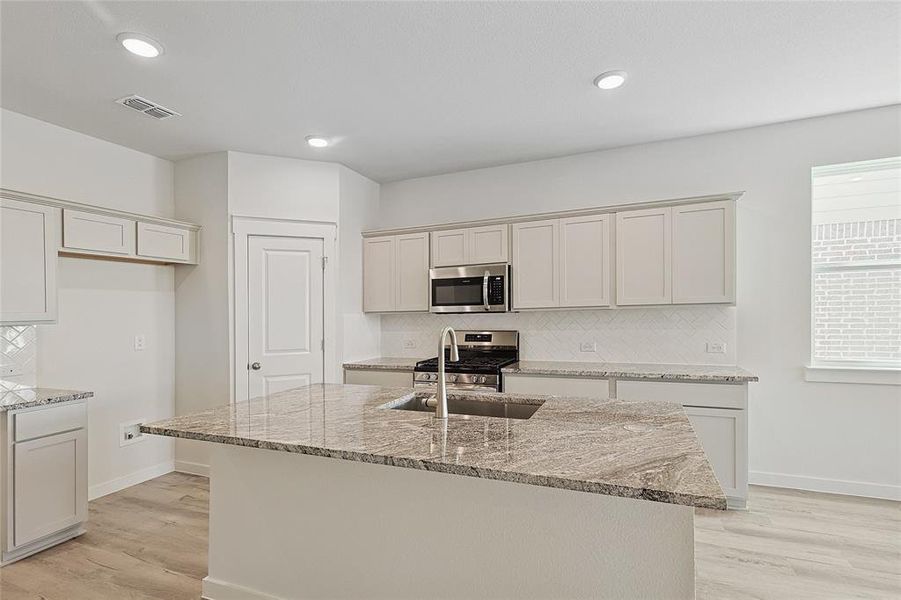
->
134 335 146 351
403 339 416 349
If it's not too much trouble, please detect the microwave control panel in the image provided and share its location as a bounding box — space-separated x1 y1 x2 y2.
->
488 275 505 305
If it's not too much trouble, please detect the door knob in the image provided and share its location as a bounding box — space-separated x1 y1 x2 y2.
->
250 362 262 371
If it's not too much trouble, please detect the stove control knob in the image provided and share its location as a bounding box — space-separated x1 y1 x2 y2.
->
475 375 485 384
449 374 458 382
428 373 437 381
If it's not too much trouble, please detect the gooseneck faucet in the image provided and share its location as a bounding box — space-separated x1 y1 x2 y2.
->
436 326 460 419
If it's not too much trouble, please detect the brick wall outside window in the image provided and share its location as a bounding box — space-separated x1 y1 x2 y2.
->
812 218 901 364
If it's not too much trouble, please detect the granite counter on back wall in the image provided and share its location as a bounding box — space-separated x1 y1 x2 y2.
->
503 361 758 383
0 380 93 411
342 357 421 371
142 383 726 510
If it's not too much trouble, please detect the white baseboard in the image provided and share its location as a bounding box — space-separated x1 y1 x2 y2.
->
202 577 284 600
750 470 900 501
175 459 210 477
89 460 175 500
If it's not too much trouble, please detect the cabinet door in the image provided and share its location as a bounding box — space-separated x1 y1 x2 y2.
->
560 215 611 307
63 209 136 255
512 219 559 309
0 199 58 324
615 207 672 305
684 406 747 504
363 236 396 312
395 233 429 311
430 228 468 267
13 428 87 548
672 200 735 304
468 224 508 264
137 221 196 262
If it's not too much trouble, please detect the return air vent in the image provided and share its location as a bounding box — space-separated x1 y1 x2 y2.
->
115 95 181 120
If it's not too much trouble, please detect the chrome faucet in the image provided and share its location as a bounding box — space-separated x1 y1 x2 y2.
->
436 326 460 419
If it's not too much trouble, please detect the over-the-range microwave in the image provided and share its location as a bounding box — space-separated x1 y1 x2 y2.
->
429 263 510 313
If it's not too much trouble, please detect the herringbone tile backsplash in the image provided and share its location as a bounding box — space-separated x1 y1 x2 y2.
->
1 325 37 385
381 306 737 364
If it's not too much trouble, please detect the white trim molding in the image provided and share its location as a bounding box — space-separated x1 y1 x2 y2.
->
88 460 174 500
175 459 210 477
804 365 901 386
750 471 901 502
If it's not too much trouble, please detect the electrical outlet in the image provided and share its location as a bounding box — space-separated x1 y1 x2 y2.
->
706 342 726 354
0 364 23 378
134 335 146 351
580 342 597 353
119 419 146 447
403 339 416 349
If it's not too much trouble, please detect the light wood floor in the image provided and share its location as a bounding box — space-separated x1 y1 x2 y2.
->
0 473 898 599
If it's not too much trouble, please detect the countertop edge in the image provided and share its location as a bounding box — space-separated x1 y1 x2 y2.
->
139 424 726 510
0 390 94 412
502 364 759 383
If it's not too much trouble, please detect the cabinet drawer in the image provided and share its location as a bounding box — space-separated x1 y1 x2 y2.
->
137 221 196 262
63 209 136 255
14 402 87 442
503 374 609 398
615 380 746 409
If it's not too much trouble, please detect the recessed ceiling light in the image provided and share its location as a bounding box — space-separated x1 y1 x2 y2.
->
306 136 329 148
594 70 627 90
117 33 163 58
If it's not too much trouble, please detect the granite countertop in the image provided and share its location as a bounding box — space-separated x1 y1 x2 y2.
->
342 357 422 371
0 380 93 411
503 361 758 383
142 383 726 510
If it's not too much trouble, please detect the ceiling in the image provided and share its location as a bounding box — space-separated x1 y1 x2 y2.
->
2 1 899 183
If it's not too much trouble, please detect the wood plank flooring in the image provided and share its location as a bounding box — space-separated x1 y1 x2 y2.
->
0 473 898 599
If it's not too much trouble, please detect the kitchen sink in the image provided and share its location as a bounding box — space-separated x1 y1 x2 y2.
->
385 393 543 420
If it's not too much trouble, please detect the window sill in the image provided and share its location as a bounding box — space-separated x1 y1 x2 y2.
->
804 365 901 386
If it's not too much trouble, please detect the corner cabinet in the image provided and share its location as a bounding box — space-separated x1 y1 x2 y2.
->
363 233 429 313
0 198 59 324
512 215 612 310
431 224 508 267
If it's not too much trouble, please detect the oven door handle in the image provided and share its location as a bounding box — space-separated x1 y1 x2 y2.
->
482 270 490 311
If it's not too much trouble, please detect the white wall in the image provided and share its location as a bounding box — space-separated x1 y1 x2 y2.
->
338 166 381 363
379 105 901 500
0 109 176 497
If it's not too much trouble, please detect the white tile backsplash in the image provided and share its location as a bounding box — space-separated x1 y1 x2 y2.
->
381 306 737 364
1 325 37 385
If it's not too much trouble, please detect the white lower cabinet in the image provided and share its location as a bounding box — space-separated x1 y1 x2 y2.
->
343 369 413 387
1 402 88 565
503 374 609 397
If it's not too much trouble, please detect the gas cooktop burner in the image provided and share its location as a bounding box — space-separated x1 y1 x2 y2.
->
414 354 517 374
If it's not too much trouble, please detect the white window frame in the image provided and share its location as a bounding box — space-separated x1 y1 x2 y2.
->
805 157 901 385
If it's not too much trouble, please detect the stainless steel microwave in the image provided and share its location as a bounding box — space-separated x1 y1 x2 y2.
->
429 263 510 313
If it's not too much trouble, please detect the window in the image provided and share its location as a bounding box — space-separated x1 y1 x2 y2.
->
810 157 901 372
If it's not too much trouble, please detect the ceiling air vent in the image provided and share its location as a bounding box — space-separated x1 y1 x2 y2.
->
115 95 181 120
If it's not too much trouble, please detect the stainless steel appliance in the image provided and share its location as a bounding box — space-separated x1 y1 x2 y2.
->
413 330 519 392
429 263 510 313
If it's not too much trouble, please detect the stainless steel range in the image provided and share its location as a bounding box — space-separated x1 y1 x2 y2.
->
413 330 518 392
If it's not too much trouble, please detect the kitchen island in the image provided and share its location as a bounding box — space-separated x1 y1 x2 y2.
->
143 383 725 600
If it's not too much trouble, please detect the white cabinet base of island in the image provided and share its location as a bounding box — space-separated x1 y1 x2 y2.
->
202 444 695 600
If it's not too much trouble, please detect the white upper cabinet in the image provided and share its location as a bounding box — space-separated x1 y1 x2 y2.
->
512 219 559 309
137 222 197 263
364 233 429 313
63 209 136 256
0 199 58 324
363 236 396 312
559 214 612 308
672 200 735 304
431 228 468 267
616 207 672 306
431 224 509 267
395 233 429 312
468 224 509 264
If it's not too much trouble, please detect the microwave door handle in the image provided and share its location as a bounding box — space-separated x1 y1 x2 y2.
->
483 271 490 311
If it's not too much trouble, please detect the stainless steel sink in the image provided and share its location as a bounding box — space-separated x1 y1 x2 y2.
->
386 393 543 420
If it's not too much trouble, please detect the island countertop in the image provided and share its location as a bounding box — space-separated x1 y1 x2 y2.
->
0 380 94 411
503 360 758 383
142 383 726 510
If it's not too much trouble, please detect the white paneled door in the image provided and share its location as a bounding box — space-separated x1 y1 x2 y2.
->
247 236 324 400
